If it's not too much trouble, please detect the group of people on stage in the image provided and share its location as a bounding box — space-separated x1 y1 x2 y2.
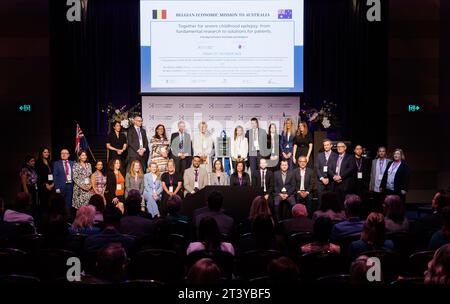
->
18 114 410 221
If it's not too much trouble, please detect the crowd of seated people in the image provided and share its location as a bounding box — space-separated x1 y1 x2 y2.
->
0 185 450 285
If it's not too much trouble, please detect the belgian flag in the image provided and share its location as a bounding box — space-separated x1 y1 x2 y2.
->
152 9 167 19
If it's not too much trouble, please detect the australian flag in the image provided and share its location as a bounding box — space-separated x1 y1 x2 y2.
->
75 123 90 154
278 9 292 19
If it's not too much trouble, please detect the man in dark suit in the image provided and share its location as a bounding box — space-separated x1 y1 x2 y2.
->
170 121 193 177
84 204 136 254
251 158 274 201
280 204 314 235
194 191 234 237
353 144 371 199
273 159 296 221
126 115 149 172
53 149 74 210
315 138 338 203
329 142 357 207
295 156 314 214
380 149 410 202
245 118 269 174
119 190 156 238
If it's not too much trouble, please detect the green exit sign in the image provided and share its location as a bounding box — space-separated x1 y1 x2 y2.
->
18 104 32 112
408 105 421 112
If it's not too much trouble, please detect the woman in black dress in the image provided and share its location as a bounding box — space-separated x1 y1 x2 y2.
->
266 123 280 171
230 161 251 187
292 121 313 167
160 159 183 216
36 147 54 211
106 121 127 170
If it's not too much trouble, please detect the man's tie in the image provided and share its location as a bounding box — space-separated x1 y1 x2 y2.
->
64 161 69 177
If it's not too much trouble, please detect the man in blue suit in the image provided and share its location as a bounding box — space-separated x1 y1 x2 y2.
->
53 149 74 210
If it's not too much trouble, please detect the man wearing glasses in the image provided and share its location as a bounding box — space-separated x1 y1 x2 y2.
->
330 142 357 207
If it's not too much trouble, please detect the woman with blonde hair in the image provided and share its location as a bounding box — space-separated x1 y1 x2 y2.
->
143 161 162 217
230 125 248 172
424 244 450 284
380 148 410 202
69 205 100 235
125 160 144 197
292 121 313 166
266 123 280 170
280 118 295 169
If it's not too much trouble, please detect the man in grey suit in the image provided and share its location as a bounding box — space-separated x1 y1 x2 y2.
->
170 121 193 176
245 117 270 174
126 115 149 172
183 156 209 197
273 159 297 221
369 146 391 204
295 156 315 214
315 138 338 202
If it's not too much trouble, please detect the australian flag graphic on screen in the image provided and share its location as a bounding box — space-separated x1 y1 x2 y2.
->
278 9 292 19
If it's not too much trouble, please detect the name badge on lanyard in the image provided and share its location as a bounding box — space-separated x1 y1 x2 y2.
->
116 184 122 191
357 172 363 179
254 140 259 150
84 178 90 184
169 186 174 193
66 175 72 183
194 181 199 189
48 174 54 181
323 166 328 173
378 174 383 180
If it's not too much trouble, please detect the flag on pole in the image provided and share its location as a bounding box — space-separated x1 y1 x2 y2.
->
75 123 90 154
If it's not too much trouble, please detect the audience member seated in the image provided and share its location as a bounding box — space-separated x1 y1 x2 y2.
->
39 193 70 235
279 204 313 235
348 212 394 260
119 190 156 238
89 194 106 225
87 242 129 284
330 194 364 242
301 216 340 254
313 192 346 222
267 256 300 285
194 191 234 237
3 192 35 226
239 214 281 253
84 204 136 254
428 206 450 250
187 258 221 285
424 244 450 284
166 195 188 224
187 217 235 256
69 205 101 235
350 255 384 284
415 191 450 247
0 198 18 239
240 196 275 234
383 195 409 233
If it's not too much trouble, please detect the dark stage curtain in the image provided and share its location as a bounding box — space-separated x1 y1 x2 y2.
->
49 0 388 156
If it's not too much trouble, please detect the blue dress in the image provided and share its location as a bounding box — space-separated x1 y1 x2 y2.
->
143 173 163 217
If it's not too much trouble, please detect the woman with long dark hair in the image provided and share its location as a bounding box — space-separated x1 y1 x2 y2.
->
20 155 38 213
71 150 93 209
36 147 54 210
150 124 170 173
106 121 127 169
292 121 313 166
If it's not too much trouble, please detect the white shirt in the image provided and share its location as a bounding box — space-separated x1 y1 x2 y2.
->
300 168 306 191
231 136 248 160
374 158 387 192
135 126 143 148
193 132 214 158
387 161 401 191
260 169 267 192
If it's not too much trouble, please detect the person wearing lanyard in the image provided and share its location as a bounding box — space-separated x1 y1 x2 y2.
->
36 147 54 212
380 149 410 202
230 160 250 187
53 149 74 210
280 118 295 169
143 161 162 217
231 125 248 172
72 150 93 210
183 156 208 197
369 147 391 205
209 159 230 186
105 158 125 207
245 118 268 175
315 139 338 204
353 144 370 199
170 120 193 177
193 121 214 173
161 159 183 216
266 123 280 171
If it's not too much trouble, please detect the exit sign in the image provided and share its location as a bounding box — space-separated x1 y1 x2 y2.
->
408 105 421 112
18 104 32 112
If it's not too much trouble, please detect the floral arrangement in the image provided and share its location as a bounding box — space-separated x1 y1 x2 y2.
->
299 100 340 131
102 103 141 130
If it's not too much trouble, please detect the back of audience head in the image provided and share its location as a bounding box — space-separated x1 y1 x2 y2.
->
267 257 300 284
249 196 272 221
103 204 122 229
72 205 96 229
313 216 333 244
344 194 361 218
47 193 69 218
361 212 386 246
383 195 405 224
13 192 31 213
319 192 341 213
207 191 223 212
292 204 308 218
167 195 182 216
350 255 384 284
89 194 105 214
124 190 142 216
198 217 221 250
187 258 221 285
251 214 275 247
96 243 128 283
433 190 450 213
425 244 450 284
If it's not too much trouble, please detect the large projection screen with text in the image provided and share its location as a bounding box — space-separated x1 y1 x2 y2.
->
140 0 304 93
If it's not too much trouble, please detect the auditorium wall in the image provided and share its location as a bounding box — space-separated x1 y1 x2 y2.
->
0 0 51 203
